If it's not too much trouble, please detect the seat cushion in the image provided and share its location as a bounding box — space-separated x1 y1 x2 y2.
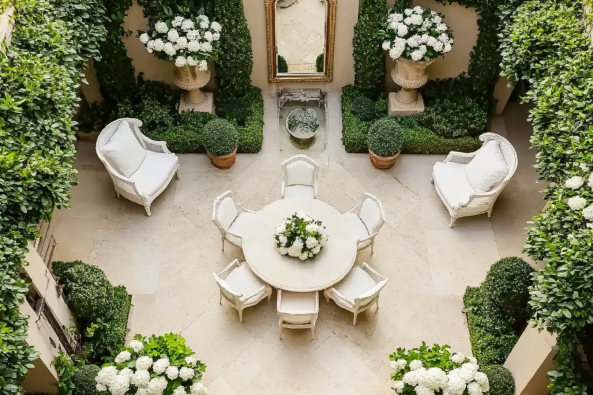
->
333 266 377 304
102 121 146 177
278 291 317 324
464 140 509 193
226 212 256 245
433 162 475 209
342 213 371 248
129 151 178 197
225 263 266 297
284 185 315 199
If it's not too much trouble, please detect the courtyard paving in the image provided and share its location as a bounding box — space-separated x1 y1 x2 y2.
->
51 95 544 395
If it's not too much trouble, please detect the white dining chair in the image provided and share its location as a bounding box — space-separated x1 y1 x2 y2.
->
212 190 257 251
324 263 388 326
213 259 272 322
277 289 319 339
342 193 386 255
280 154 320 199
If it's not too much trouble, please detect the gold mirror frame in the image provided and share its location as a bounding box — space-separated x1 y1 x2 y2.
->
265 0 337 83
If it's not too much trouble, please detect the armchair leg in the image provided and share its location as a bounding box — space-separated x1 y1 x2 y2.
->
176 166 181 180
116 191 120 199
238 309 243 323
219 292 222 305
144 205 152 217
311 327 315 340
352 313 358 326
487 207 493 218
278 320 283 339
371 240 375 256
221 236 225 252
449 216 456 228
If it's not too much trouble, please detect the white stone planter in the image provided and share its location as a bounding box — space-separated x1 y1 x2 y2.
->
388 57 435 117
173 65 214 114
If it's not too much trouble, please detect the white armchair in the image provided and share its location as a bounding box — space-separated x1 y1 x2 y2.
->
277 289 319 339
212 190 257 251
342 193 386 255
281 154 320 199
213 259 273 322
432 133 517 227
324 263 388 326
96 118 180 216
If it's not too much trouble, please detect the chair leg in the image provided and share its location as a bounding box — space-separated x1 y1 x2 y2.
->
324 293 329 304
371 240 375 256
311 326 315 340
221 236 225 252
219 292 222 305
376 297 380 311
268 291 272 302
238 309 243 323
144 205 152 217
278 320 283 339
352 313 358 326
487 207 493 218
116 191 120 199
449 216 456 228
176 166 181 180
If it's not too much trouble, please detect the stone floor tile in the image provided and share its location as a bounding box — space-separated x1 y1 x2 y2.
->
206 376 238 395
367 172 419 229
127 294 157 339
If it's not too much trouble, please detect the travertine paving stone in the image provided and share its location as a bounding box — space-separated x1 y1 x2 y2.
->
52 97 541 394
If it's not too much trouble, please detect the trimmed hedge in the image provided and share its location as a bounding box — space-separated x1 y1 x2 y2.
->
217 86 264 154
463 257 534 366
482 365 515 395
52 261 131 361
316 53 324 72
72 365 100 395
278 55 288 73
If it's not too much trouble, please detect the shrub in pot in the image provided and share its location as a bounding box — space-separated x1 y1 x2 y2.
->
202 118 239 169
367 118 404 169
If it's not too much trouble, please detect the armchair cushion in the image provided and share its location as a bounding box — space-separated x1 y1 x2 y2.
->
102 121 146 177
333 266 377 304
225 263 266 299
359 199 382 234
342 213 371 248
284 185 315 199
129 151 178 196
278 291 317 324
217 197 239 230
227 212 256 244
433 162 475 208
464 140 509 193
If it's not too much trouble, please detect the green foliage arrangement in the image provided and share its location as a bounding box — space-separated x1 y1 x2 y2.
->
53 352 79 395
352 0 387 99
278 55 288 73
52 261 131 361
418 96 488 139
368 118 404 157
316 53 324 72
481 366 515 395
463 257 533 366
351 95 383 122
0 0 110 390
202 119 239 157
72 365 101 395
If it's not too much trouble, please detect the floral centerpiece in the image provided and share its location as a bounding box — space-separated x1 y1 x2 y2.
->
389 343 489 395
139 15 222 107
95 333 208 395
380 5 453 62
274 211 328 260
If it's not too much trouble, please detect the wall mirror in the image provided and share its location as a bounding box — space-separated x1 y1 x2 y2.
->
265 0 336 83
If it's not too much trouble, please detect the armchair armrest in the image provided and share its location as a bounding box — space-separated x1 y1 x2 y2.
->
357 231 378 244
360 262 385 284
237 203 257 214
444 151 476 164
218 259 241 280
140 135 171 154
240 284 267 303
107 168 144 197
330 287 354 308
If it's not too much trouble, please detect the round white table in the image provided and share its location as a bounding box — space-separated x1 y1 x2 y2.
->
242 198 358 292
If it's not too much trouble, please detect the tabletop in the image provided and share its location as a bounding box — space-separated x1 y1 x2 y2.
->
242 198 358 292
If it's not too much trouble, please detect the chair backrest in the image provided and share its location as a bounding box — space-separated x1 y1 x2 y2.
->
477 133 518 190
96 118 146 176
353 278 388 310
281 154 319 187
358 193 385 235
212 273 241 305
212 191 239 231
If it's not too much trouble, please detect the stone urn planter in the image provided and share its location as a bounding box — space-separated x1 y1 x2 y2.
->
369 150 400 169
173 66 213 113
388 57 435 117
207 148 237 169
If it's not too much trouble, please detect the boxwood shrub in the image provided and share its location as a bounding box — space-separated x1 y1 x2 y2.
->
482 365 515 395
418 95 489 139
368 118 404 157
72 364 100 395
202 119 239 157
217 86 264 154
52 261 131 361
278 55 288 73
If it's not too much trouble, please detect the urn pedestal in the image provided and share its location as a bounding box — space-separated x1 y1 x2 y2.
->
174 66 214 114
388 58 435 117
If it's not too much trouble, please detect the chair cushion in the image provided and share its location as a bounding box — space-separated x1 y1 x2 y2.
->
225 263 266 297
433 162 475 209
284 185 315 199
226 212 256 245
278 291 317 313
285 160 315 186
102 121 146 177
359 198 383 234
464 140 509 193
216 196 239 230
129 151 178 197
342 213 371 248
333 266 377 304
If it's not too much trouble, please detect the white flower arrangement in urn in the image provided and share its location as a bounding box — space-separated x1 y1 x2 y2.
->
139 15 222 107
95 333 208 395
389 343 489 395
274 211 329 260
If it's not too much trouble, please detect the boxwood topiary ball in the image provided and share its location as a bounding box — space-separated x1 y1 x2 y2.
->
481 365 515 395
368 118 405 157
351 95 379 122
202 118 239 157
72 365 101 395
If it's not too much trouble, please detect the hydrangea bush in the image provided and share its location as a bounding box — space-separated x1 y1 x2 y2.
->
379 5 454 62
274 212 329 260
95 333 207 395
389 343 489 395
140 15 222 69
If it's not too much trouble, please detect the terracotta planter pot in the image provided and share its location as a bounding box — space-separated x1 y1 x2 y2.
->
369 150 400 169
207 148 237 169
173 66 211 106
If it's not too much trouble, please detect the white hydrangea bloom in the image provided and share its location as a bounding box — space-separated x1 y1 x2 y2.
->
115 351 131 364
279 247 289 255
186 56 197 66
404 8 413 15
397 23 408 37
108 375 130 395
187 40 200 52
179 366 195 381
136 356 153 371
181 19 195 31
96 366 118 386
168 29 179 43
119 368 134 379
404 17 413 25
190 382 208 395
407 35 421 48
436 23 448 32
419 34 429 44
403 369 422 386
147 377 168 395
390 13 404 22
140 33 150 44
449 352 465 364
165 366 179 380
565 176 584 189
187 30 200 41
409 360 423 371
389 21 399 30
588 173 593 188
204 31 213 42
175 56 187 67
382 41 391 50
583 205 593 220
131 369 150 387
164 42 176 56
445 374 466 395
200 20 209 29
211 21 222 32
137 389 150 395
153 358 170 374
432 41 444 52
413 6 423 13
410 14 423 26
444 43 452 53
474 372 488 386
438 33 449 43
305 224 319 233
415 385 435 395
568 196 587 211
312 245 321 254
411 50 424 61
299 252 309 260
433 15 442 24
153 39 164 52
305 237 318 249
320 233 328 247
198 14 209 23
96 383 107 392
580 163 589 172
172 16 184 27
173 386 187 395
393 381 405 392
419 367 448 391
129 340 144 352
213 32 220 41
467 356 478 365
467 382 483 395
459 363 478 383
201 42 213 52
177 37 188 49
279 235 288 246
155 21 169 34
